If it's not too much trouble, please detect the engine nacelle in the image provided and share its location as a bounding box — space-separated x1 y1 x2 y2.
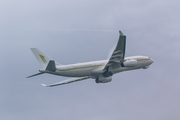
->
121 59 137 67
95 76 112 83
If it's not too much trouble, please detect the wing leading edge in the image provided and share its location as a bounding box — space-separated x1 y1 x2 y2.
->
42 76 91 87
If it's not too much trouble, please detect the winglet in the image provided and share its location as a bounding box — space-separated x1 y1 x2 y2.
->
119 31 125 36
41 84 49 87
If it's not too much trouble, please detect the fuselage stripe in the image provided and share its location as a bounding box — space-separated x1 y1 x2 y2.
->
57 64 106 71
137 58 150 61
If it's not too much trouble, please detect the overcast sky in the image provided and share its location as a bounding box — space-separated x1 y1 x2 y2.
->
0 0 180 120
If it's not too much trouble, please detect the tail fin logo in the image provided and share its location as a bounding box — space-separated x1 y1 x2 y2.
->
39 55 47 63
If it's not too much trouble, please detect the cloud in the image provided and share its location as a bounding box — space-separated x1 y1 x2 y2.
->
1 0 180 120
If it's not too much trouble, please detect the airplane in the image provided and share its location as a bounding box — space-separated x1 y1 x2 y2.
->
27 31 153 87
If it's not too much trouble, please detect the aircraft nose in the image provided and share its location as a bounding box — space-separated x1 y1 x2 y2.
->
150 58 154 64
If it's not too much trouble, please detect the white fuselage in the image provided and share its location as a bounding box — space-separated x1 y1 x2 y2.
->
40 56 153 77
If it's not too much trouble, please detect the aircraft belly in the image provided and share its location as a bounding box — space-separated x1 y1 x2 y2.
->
137 61 145 67
56 67 95 77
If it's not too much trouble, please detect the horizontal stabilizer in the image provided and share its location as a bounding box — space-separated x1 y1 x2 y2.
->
42 76 90 87
27 72 44 78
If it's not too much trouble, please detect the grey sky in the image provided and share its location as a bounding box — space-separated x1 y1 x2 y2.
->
0 0 180 120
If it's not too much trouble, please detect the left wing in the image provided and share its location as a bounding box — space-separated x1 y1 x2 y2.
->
42 76 91 87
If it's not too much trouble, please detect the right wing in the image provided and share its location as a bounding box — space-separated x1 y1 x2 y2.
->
104 31 126 71
42 76 91 87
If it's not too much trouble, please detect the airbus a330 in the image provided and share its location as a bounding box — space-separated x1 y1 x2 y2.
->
27 31 153 87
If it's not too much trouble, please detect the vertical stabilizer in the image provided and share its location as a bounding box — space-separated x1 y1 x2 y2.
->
30 48 61 68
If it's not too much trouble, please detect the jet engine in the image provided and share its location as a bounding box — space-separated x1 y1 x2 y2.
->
121 59 137 67
95 76 112 83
